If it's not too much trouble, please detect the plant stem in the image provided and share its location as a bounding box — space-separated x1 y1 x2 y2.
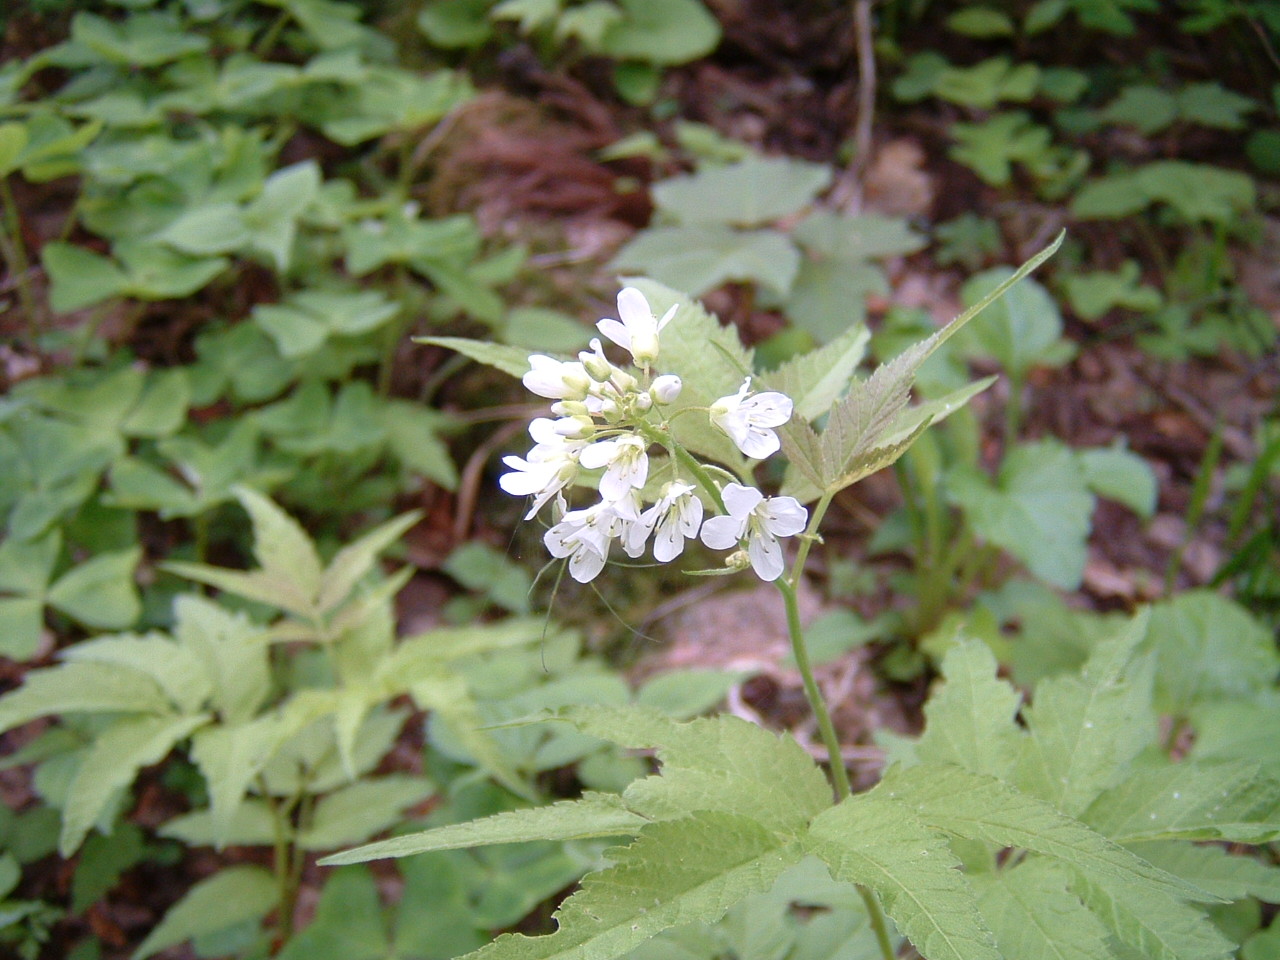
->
776 489 895 960
0 175 40 342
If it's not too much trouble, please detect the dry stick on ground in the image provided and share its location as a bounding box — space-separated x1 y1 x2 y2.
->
453 418 529 542
830 0 878 211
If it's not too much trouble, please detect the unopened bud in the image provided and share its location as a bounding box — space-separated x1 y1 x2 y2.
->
579 338 614 382
632 392 653 412
553 416 595 439
726 549 751 571
552 400 590 418
650 374 682 404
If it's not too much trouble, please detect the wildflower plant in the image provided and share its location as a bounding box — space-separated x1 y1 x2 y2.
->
326 235 1273 960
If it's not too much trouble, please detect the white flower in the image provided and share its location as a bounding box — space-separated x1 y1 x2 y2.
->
578 434 649 501
523 355 591 400
544 499 634 583
699 482 808 581
709 378 793 459
499 421 585 519
596 287 678 367
625 482 704 561
650 374 683 405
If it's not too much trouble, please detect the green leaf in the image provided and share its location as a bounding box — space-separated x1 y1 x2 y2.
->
599 0 721 65
63 632 212 716
0 661 172 735
1145 590 1279 716
764 323 869 421
560 706 833 832
1099 85 1178 135
1128 840 1280 903
61 713 209 855
635 669 749 719
156 202 250 256
122 368 191 438
612 225 800 297
317 509 422 614
1064 261 1162 320
443 541 532 614
382 400 459 490
462 811 802 960
413 336 536 379
950 112 1054 185
947 7 1017 36
806 796 1001 960
321 791 646 865
132 865 278 960
916 640 1022 780
1176 82 1256 130
417 0 493 48
971 859 1113 960
957 269 1068 378
0 121 28 177
275 866 390 960
1083 760 1280 844
159 799 278 848
71 822 149 915
949 439 1094 589
190 716 299 848
1073 875 1235 960
783 256 886 342
42 242 128 312
1015 612 1156 817
299 776 434 851
47 546 141 629
792 211 926 260
237 485 323 602
652 157 831 227
881 764 1208 900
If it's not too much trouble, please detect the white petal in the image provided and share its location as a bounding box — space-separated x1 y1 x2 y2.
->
568 544 607 582
736 426 781 459
762 496 808 537
653 514 685 562
617 287 654 326
595 317 631 351
742 392 793 427
747 532 785 581
700 514 746 550
720 483 764 519
655 302 678 331
578 438 618 470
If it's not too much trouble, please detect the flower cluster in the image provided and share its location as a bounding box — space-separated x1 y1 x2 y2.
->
500 287 808 583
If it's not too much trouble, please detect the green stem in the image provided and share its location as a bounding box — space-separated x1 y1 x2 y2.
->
776 488 895 960
0 175 39 342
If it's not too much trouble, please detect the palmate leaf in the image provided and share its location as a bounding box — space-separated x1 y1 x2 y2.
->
806 796 1001 960
878 764 1209 902
971 859 1113 960
463 812 804 960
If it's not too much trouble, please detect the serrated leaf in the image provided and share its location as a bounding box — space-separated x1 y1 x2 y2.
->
63 632 212 716
1127 840 1280 903
916 640 1022 779
612 225 801 298
948 439 1094 589
652 157 831 227
1073 874 1235 960
1082 761 1280 844
971 858 1113 960
234 485 323 609
462 811 802 960
806 796 1001 960
0 661 172 734
413 336 535 378
322 791 647 865
171 594 270 724
764 323 870 421
132 865 278 960
559 705 833 832
61 713 209 855
1015 612 1157 816
1145 590 1279 716
317 510 422 613
880 764 1208 901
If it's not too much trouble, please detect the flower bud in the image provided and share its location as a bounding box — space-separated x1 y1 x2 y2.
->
579 338 614 382
553 415 595 439
632 392 653 413
551 400 590 418
650 374 683 404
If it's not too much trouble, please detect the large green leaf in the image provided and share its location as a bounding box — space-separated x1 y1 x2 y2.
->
764 323 870 422
63 633 212 716
322 792 646 865
880 764 1208 901
0 661 172 734
599 0 721 65
1126 841 1280 903
806 797 1001 960
171 594 271 724
299 776 435 851
190 715 300 848
1073 875 1235 960
462 811 803 960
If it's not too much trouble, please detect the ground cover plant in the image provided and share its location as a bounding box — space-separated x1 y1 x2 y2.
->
0 0 1277 959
